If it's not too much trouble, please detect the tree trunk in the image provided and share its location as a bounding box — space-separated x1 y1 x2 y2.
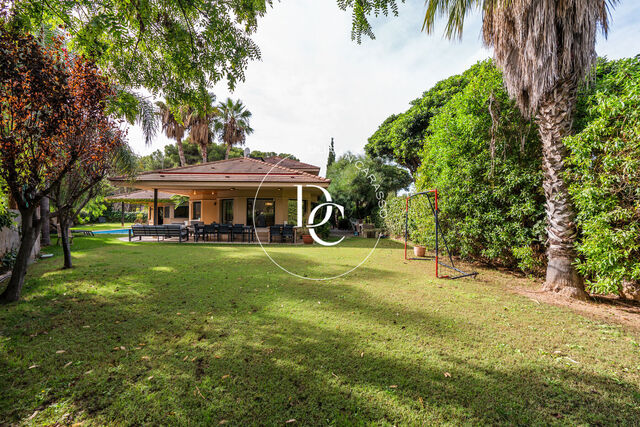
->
40 197 50 246
60 218 73 269
177 137 186 167
121 201 125 226
536 80 587 300
0 207 41 303
224 143 230 160
201 143 208 163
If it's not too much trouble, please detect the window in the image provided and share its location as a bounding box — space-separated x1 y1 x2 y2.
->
174 205 188 218
221 199 234 224
192 201 201 220
247 199 275 227
287 199 307 225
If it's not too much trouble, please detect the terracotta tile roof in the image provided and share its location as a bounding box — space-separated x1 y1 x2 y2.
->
110 157 329 185
106 190 177 202
262 156 321 173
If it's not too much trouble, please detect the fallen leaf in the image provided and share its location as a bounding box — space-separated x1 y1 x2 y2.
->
56 350 66 354
84 369 93 375
64 361 72 368
418 396 424 408
285 419 296 424
120 346 126 351
27 410 39 421
360 352 364 358
183 355 189 361
141 356 150 361
221 374 230 379
444 372 451 378
218 420 228 425
28 364 39 369
389 385 397 388
147 375 154 380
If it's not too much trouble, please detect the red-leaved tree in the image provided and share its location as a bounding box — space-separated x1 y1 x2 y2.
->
0 28 124 302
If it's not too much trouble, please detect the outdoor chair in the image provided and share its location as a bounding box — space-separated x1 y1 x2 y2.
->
269 225 282 243
203 224 218 241
232 224 245 242
217 224 232 242
282 225 295 243
193 223 204 242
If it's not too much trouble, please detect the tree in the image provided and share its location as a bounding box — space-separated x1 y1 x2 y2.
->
327 138 336 170
366 70 472 176
344 0 614 299
214 98 254 159
9 0 271 102
0 29 123 302
185 93 218 163
156 100 187 166
327 153 412 221
47 59 129 269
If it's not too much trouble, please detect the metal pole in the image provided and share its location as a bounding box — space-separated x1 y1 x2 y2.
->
153 189 158 226
404 195 409 260
434 189 439 278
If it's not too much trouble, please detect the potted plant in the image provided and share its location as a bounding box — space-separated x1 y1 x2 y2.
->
413 244 426 257
299 227 314 244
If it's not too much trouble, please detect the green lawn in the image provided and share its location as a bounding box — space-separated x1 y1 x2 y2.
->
73 222 134 232
1 237 639 425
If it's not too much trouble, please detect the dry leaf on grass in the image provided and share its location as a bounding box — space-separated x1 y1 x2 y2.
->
444 372 451 378
28 364 39 369
285 419 296 423
64 361 72 368
55 350 66 354
389 385 398 388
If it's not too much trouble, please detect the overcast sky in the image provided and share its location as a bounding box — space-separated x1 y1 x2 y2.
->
127 0 640 175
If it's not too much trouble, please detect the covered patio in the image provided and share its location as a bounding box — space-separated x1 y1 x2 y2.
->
109 156 330 243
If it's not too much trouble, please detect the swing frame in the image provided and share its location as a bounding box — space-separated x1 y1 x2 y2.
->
404 190 478 280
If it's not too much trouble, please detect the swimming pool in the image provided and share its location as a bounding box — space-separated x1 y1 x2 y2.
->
93 229 129 234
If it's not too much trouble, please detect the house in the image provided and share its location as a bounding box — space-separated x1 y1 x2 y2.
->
108 157 330 231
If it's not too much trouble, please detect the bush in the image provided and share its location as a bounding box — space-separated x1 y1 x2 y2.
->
566 56 640 295
415 61 546 266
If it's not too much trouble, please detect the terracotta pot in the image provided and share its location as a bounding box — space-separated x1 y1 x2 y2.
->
413 245 426 257
302 234 314 244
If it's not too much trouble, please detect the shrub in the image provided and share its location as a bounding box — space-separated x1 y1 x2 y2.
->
416 61 546 266
566 56 640 295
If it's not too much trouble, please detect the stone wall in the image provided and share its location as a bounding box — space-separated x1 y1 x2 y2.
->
0 210 41 264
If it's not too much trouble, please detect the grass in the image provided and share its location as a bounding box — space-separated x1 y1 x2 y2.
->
73 222 134 232
1 236 639 425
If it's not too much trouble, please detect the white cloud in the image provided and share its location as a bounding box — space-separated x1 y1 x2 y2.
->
127 0 640 175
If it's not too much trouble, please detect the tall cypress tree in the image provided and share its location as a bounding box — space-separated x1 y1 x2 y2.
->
327 137 336 171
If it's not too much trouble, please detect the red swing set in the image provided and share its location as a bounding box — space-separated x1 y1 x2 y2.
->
403 189 478 280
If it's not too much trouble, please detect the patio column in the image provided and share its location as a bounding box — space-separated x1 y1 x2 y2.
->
153 189 158 225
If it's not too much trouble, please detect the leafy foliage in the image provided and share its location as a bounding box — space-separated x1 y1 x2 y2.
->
566 56 640 294
8 0 272 102
327 153 411 222
366 70 472 175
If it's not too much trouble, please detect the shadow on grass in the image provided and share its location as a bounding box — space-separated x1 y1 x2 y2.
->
1 236 639 424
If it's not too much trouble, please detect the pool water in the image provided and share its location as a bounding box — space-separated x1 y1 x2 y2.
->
93 229 129 234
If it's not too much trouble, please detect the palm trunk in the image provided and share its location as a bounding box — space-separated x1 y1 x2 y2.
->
177 137 186 167
0 206 41 303
59 218 72 269
536 80 587 300
224 143 230 160
201 143 208 163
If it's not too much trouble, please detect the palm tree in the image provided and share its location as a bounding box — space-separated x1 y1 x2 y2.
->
184 92 218 163
156 100 186 167
214 98 254 159
420 0 614 299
